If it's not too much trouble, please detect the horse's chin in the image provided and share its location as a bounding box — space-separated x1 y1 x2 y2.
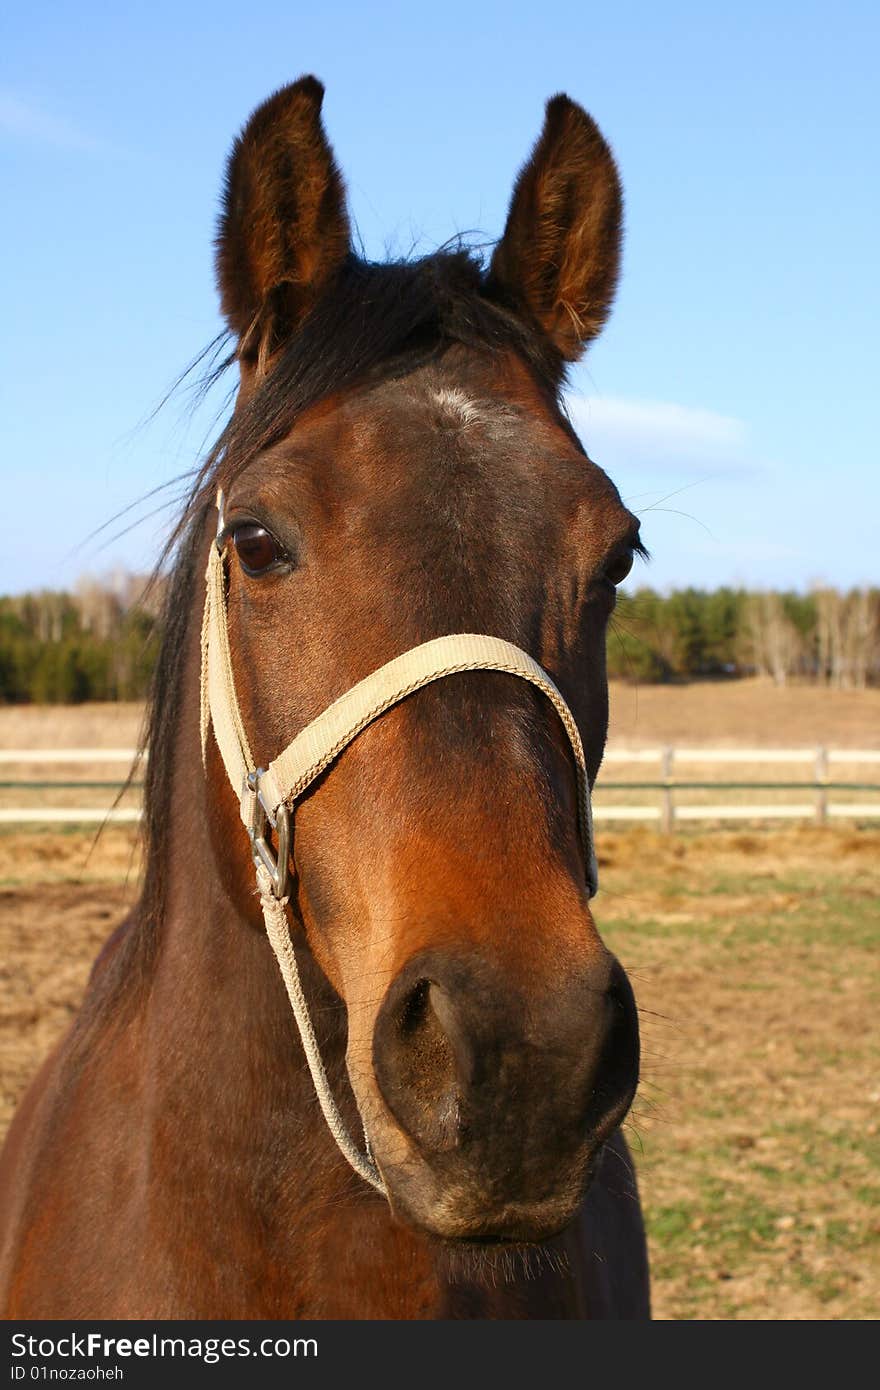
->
374 1145 598 1248
429 1233 572 1288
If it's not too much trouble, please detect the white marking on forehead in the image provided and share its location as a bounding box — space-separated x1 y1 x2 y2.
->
428 386 492 422
432 387 485 426
430 386 521 435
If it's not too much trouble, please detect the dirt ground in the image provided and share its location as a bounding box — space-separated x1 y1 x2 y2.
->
0 821 876 1321
1 689 877 1318
598 825 879 1320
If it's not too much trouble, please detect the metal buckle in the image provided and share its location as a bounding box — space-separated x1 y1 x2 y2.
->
215 488 226 551
245 769 291 899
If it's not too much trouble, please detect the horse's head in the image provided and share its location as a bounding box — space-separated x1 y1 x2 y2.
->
206 77 641 1244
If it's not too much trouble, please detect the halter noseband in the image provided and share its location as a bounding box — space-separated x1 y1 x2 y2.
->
200 492 599 1192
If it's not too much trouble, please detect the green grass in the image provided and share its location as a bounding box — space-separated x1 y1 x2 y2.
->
600 842 880 1318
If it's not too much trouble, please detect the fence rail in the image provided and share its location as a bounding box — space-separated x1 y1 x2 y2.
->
596 745 880 829
0 749 143 764
0 746 878 828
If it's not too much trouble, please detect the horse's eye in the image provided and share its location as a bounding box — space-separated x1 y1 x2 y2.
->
232 524 283 576
603 550 634 587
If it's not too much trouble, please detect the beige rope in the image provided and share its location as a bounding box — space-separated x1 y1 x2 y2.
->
200 528 600 1192
202 541 256 800
255 864 384 1192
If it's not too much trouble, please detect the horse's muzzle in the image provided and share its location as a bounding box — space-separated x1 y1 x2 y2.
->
369 946 640 1240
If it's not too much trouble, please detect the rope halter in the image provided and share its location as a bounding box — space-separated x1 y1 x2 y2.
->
200 492 599 1193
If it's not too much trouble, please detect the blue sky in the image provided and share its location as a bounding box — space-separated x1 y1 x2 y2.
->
2 1 878 596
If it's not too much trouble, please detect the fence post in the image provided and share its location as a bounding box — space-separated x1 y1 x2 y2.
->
815 745 828 825
661 745 675 834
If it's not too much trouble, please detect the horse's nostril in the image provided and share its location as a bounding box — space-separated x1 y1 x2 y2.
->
374 950 641 1174
582 960 640 1144
398 978 430 1036
375 975 463 1152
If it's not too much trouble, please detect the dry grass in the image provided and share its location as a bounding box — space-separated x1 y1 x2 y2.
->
607 677 880 748
0 823 877 1320
0 688 878 1319
2 678 879 754
598 826 880 1320
0 702 144 750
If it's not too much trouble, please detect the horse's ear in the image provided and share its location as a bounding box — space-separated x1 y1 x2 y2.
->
215 76 350 371
487 95 623 362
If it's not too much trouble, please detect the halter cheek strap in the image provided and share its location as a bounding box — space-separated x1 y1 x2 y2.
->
200 502 599 1193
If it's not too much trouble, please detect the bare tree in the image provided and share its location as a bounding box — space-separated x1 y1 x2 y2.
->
740 592 803 685
841 589 880 689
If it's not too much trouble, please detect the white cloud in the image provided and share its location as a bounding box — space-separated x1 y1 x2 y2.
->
564 393 756 476
0 92 102 153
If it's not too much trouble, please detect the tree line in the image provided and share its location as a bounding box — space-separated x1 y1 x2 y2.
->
0 574 162 704
0 577 878 703
610 586 880 686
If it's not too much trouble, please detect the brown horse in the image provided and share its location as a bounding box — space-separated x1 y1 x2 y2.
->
0 77 649 1319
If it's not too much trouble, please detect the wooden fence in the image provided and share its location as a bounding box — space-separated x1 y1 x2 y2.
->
597 746 880 829
0 745 879 828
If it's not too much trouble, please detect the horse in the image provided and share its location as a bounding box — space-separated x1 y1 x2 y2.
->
0 76 650 1319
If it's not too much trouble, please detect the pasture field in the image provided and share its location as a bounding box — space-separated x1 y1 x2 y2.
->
3 682 880 826
605 677 880 747
0 686 878 1320
600 826 879 1320
3 677 880 751
1 824 876 1320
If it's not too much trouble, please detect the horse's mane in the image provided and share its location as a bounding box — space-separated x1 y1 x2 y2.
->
136 247 567 967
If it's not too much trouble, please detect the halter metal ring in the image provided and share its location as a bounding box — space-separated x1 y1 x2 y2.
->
245 769 291 899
